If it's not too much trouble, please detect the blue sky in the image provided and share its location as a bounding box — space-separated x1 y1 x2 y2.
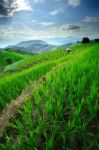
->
0 0 99 47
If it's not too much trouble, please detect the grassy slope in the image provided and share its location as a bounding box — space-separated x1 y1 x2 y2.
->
0 49 71 109
4 49 67 73
0 43 99 149
0 51 27 67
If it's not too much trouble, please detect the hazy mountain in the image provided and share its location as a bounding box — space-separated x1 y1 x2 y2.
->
2 39 75 53
58 43 73 48
46 37 78 45
6 40 56 53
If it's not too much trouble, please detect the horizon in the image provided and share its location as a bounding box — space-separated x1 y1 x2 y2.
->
0 36 79 48
0 36 98 48
0 0 99 48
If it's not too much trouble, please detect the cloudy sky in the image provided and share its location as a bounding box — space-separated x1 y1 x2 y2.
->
0 0 99 47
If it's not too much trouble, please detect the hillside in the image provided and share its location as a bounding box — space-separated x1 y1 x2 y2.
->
0 43 99 150
0 51 27 72
0 48 70 108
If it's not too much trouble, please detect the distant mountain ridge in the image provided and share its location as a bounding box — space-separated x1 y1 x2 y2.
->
6 40 56 53
3 39 74 53
46 37 78 45
16 40 47 47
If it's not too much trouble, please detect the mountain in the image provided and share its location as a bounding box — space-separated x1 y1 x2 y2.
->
6 40 56 53
4 39 74 54
45 37 79 45
58 43 73 48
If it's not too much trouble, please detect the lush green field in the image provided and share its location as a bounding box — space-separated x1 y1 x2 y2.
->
0 51 27 67
0 48 72 109
0 43 99 150
4 49 68 73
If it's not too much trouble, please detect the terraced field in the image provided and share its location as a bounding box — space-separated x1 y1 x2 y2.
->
0 51 27 67
0 43 99 150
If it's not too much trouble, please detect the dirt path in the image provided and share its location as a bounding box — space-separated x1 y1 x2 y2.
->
0 85 34 137
0 64 66 138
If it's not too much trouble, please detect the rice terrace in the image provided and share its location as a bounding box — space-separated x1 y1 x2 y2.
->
0 0 99 150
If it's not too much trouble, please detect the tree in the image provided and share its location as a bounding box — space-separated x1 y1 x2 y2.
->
82 37 90 43
5 58 13 65
94 39 99 42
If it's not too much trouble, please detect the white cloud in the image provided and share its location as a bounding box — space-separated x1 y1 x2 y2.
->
32 19 37 23
0 0 32 17
0 23 99 42
83 16 99 22
0 23 67 41
31 20 56 26
39 21 56 26
33 0 46 3
50 10 60 16
16 0 32 11
68 0 80 7
50 8 64 16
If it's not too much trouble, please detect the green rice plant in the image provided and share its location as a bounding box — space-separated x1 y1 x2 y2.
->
0 43 99 150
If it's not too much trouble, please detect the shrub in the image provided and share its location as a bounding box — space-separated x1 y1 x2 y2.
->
82 37 90 43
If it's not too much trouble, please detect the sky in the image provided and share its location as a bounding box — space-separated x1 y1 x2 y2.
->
0 0 99 47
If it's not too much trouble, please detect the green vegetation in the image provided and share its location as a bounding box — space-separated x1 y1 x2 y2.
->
0 43 99 150
0 51 27 67
4 50 67 72
0 49 71 109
